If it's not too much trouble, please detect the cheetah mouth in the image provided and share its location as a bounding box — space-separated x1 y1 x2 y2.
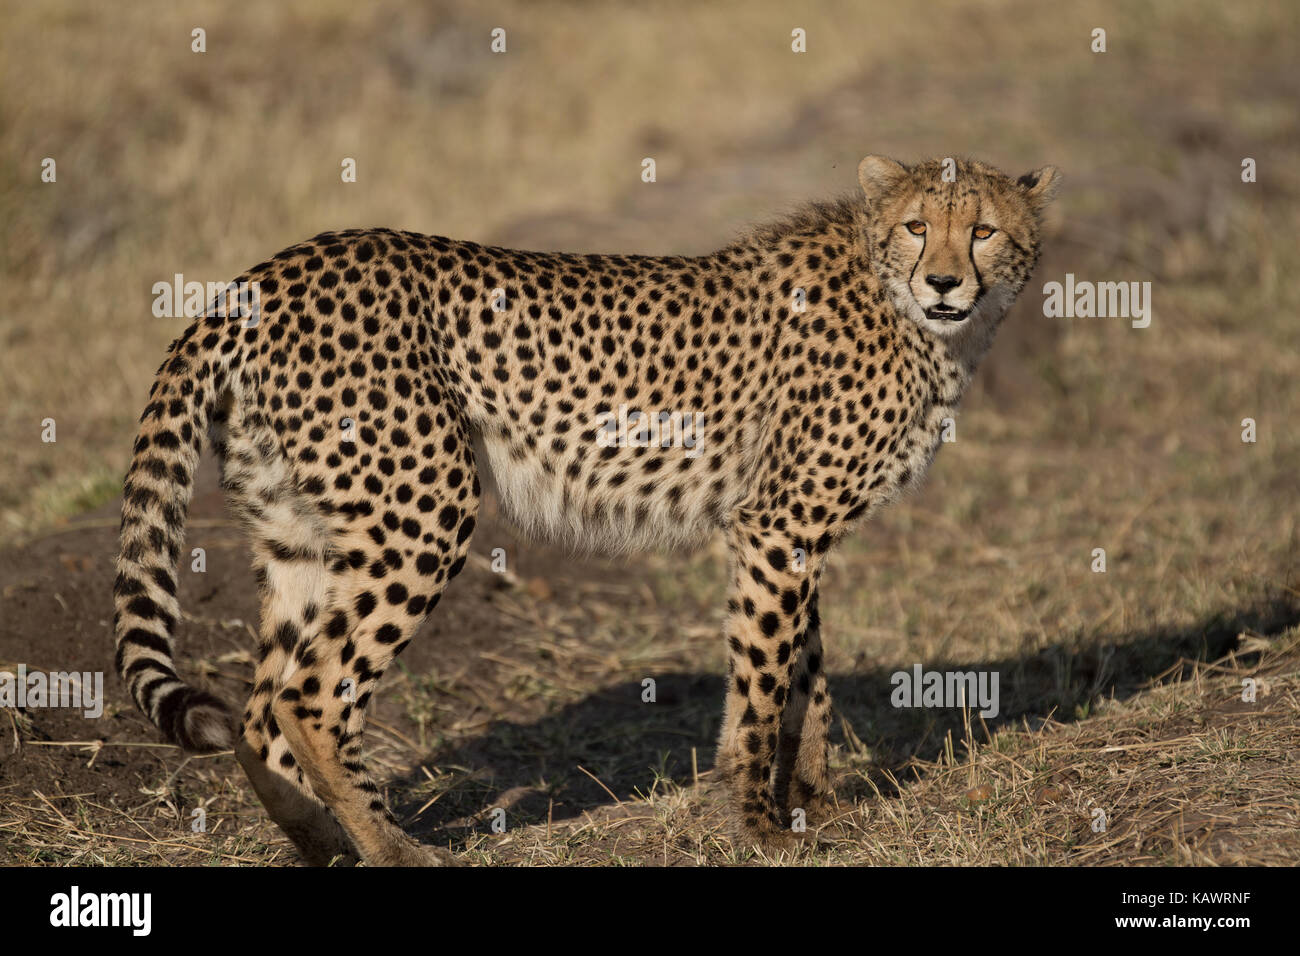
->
925 304 970 322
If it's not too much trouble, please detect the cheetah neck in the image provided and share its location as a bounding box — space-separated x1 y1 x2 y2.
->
898 284 1015 406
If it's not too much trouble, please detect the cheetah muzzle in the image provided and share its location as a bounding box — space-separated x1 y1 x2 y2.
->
113 154 1060 864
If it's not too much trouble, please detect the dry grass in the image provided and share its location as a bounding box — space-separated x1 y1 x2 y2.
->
2 0 1298 866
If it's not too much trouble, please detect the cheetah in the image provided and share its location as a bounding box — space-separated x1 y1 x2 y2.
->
113 155 1059 864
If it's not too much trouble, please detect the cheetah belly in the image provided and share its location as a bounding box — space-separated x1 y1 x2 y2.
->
474 428 722 556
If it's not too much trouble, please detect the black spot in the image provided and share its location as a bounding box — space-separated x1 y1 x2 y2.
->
355 592 377 618
326 612 349 638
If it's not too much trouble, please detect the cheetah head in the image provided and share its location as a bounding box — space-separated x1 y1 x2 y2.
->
858 155 1060 338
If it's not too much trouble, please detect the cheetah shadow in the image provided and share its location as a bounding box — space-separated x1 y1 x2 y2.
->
394 596 1299 847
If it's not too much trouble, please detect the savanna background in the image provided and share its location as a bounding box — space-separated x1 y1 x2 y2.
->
1 0 1297 865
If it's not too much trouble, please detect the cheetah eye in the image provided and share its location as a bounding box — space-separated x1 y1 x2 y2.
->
972 224 996 240
905 221 927 236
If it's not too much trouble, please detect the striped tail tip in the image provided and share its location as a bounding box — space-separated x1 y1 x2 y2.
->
157 686 235 752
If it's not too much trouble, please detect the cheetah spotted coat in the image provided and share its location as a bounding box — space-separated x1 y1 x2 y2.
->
113 156 1059 864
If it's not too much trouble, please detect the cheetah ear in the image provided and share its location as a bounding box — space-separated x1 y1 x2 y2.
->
1017 165 1062 211
857 155 908 202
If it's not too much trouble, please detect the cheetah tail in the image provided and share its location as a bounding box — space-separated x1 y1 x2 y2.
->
112 323 234 752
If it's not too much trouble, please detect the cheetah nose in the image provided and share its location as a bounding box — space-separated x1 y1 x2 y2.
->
926 274 961 294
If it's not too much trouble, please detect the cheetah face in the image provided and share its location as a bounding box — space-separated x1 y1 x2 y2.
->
858 155 1060 338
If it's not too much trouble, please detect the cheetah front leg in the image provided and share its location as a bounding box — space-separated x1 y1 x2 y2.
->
716 507 825 853
773 590 836 825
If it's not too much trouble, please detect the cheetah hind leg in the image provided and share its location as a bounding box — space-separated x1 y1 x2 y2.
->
236 556 360 866
272 497 479 866
217 408 360 865
236 739 359 866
